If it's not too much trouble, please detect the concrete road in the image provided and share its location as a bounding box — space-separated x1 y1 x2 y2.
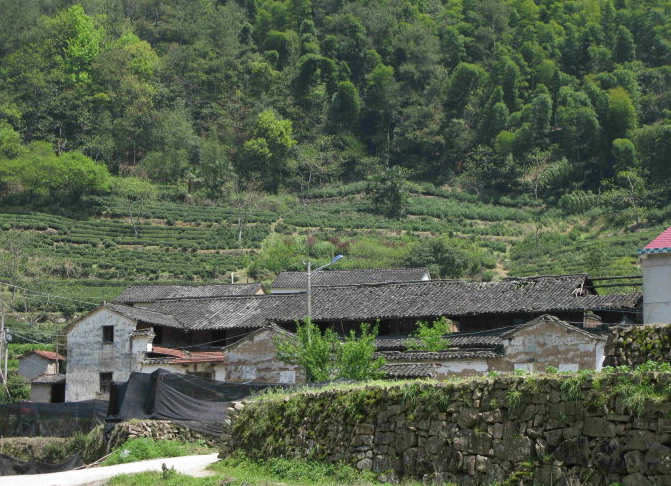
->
0 452 220 486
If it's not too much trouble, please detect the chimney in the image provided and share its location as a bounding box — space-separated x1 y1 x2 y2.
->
583 311 602 329
639 225 671 324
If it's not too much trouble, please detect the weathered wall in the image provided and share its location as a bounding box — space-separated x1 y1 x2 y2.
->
224 328 304 384
18 355 56 381
491 320 605 373
30 384 53 403
604 323 671 367
222 375 671 486
66 309 136 402
140 361 227 381
641 253 671 324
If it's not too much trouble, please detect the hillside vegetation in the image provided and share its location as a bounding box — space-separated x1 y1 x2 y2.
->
2 0 670 329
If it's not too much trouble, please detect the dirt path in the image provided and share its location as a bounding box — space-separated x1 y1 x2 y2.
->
0 452 219 486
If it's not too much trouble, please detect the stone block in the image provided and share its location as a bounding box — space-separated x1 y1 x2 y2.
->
491 423 503 440
453 430 492 456
652 475 671 486
432 450 462 473
584 417 616 438
554 437 589 466
644 442 671 475
545 428 562 447
356 458 373 471
492 436 533 463
624 450 643 473
481 409 502 423
457 408 479 428
355 424 375 435
623 430 655 451
395 429 417 452
402 447 426 476
658 418 671 434
424 436 444 455
622 472 653 486
475 455 489 473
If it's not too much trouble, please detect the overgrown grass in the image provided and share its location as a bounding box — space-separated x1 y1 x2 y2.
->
105 453 429 486
102 438 214 466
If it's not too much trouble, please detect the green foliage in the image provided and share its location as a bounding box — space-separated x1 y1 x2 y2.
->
276 319 385 382
0 145 111 203
406 317 452 352
276 319 337 382
336 323 385 381
102 438 211 466
406 236 494 279
365 166 409 218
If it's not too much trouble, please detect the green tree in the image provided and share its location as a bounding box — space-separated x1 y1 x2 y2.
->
365 165 409 218
406 317 452 352
605 88 637 140
239 110 296 192
276 319 337 382
406 237 478 279
112 177 158 237
336 323 385 381
328 81 361 131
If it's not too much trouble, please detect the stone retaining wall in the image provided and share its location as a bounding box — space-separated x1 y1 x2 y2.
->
221 375 671 486
604 323 671 367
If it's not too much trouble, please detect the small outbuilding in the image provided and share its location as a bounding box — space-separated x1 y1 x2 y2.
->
18 350 65 382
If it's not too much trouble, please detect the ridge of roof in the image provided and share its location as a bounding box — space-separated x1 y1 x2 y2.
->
271 267 431 288
20 350 66 361
114 282 263 303
639 226 671 254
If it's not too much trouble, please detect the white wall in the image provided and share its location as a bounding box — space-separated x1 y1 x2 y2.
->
641 253 671 324
18 355 57 381
65 308 137 401
30 384 53 403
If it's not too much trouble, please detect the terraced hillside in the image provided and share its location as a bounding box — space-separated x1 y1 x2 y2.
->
0 183 657 322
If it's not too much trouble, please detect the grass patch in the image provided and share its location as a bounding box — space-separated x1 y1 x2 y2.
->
106 453 420 486
102 438 215 466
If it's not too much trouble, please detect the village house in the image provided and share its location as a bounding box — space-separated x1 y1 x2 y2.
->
64 270 642 401
18 350 66 403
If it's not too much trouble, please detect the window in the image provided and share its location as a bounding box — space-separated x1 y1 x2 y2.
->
99 372 113 394
102 326 114 343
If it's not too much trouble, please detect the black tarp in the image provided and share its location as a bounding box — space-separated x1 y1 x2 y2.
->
107 369 277 435
0 401 107 438
0 453 83 476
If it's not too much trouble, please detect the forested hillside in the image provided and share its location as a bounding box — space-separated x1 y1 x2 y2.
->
2 0 671 328
1 0 671 204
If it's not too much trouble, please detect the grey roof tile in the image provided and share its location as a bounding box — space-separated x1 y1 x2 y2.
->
114 283 263 303
31 373 66 384
121 275 641 331
271 268 430 289
378 349 501 360
381 363 437 379
106 303 181 328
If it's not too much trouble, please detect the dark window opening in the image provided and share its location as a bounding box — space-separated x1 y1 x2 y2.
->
102 326 114 343
212 330 227 346
99 372 113 394
153 326 163 345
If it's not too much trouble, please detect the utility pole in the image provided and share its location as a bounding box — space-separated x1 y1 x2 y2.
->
306 261 312 321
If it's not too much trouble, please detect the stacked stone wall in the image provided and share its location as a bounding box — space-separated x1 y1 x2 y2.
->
604 323 671 367
221 375 671 486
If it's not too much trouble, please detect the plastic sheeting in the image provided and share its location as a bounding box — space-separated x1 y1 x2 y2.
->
0 453 83 476
0 401 107 438
108 369 276 435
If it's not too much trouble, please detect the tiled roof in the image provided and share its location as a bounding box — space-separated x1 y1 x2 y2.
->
639 226 671 254
381 363 437 379
140 294 306 330
374 329 506 351
133 275 640 331
144 346 226 364
106 303 181 328
270 268 430 289
499 314 606 339
113 283 263 303
31 373 66 384
379 349 501 360
21 350 66 361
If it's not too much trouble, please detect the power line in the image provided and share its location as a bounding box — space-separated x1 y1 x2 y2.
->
0 280 99 307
